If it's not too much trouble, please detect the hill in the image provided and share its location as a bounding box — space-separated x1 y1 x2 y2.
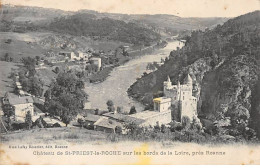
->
77 10 229 35
128 11 260 140
47 13 161 45
1 5 72 24
1 5 228 38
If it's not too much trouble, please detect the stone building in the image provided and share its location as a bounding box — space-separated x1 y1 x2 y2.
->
2 92 34 122
99 97 172 127
130 97 172 126
163 74 198 122
94 117 123 133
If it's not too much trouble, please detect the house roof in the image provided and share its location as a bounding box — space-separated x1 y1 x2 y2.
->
130 110 168 120
5 92 33 105
94 117 122 129
84 114 101 122
103 112 145 125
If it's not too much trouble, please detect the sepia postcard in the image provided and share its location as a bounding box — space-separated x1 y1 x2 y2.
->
0 0 260 165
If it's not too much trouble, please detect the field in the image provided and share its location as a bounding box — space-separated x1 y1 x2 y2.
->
0 61 21 97
0 127 109 144
0 31 131 63
0 32 49 62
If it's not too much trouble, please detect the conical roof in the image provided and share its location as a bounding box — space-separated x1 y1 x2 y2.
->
167 76 171 83
184 74 192 84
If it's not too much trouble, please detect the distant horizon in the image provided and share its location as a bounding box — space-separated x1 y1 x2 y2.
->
2 0 260 18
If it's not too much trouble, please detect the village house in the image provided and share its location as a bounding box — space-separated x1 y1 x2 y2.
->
2 92 34 122
75 51 91 61
58 51 76 61
83 114 102 128
93 116 123 133
58 51 91 62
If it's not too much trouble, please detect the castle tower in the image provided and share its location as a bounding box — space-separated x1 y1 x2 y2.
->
184 74 192 86
163 76 172 91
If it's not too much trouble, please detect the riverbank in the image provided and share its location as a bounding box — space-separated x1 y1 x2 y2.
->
87 41 168 83
84 41 183 112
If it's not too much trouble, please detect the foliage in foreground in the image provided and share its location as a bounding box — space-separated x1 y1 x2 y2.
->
44 71 88 126
108 120 259 144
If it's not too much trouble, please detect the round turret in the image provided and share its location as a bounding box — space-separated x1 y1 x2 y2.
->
184 74 192 85
163 76 172 91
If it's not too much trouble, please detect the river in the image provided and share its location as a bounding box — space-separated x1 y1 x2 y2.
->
84 41 184 112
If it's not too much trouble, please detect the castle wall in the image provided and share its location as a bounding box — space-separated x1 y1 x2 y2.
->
180 100 197 121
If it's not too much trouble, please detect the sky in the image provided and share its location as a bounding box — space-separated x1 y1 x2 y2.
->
2 0 260 17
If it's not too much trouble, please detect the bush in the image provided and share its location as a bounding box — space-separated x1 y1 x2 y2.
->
181 116 191 130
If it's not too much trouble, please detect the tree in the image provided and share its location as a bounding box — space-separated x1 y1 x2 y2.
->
106 100 115 112
44 72 88 125
181 116 191 130
116 106 123 113
153 121 160 133
129 106 137 114
4 53 10 62
25 111 32 129
161 124 166 133
94 108 99 115
3 104 15 130
115 126 122 134
54 67 60 74
35 56 40 65
161 58 164 63
21 57 36 77
61 111 72 127
35 55 40 62
27 77 44 97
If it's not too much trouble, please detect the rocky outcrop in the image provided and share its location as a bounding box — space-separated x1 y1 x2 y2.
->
198 55 259 139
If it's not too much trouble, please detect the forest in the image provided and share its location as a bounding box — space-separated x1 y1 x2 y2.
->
47 13 161 46
128 11 260 141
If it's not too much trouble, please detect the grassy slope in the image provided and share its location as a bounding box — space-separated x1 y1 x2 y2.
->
0 61 21 97
0 32 47 62
0 127 109 144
